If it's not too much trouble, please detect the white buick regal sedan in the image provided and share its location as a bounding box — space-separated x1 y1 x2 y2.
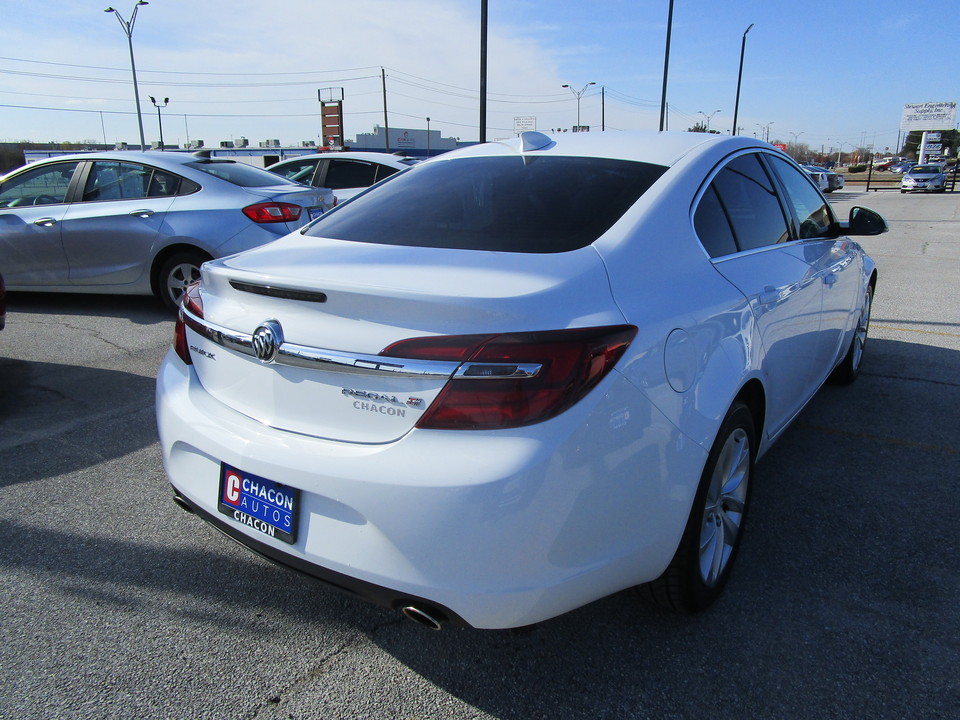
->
156 131 885 630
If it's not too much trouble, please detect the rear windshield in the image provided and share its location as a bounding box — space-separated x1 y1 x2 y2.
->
185 160 299 187
305 155 667 253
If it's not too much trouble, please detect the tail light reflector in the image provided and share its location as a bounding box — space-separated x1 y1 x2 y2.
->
242 202 302 223
173 282 204 365
381 325 637 430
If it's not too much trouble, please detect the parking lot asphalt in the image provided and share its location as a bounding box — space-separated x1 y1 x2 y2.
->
0 188 957 719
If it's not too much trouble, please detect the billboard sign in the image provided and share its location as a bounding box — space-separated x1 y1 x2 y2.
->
900 102 957 131
514 116 537 133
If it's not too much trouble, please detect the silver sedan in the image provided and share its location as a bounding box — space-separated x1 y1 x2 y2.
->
0 151 333 310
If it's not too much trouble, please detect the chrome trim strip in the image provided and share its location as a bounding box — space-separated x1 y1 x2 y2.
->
181 306 458 378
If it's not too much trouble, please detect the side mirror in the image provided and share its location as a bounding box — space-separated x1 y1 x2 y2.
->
839 206 888 236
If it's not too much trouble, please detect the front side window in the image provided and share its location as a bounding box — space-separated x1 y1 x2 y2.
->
710 154 790 252
768 156 835 238
270 159 319 185
0 162 80 207
307 155 667 253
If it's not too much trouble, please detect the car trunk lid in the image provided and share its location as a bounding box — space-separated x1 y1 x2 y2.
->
182 235 623 444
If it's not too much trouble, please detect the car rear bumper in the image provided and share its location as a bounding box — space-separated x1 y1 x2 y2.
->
155 349 705 629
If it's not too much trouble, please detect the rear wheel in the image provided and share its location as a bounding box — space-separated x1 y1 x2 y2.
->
157 250 209 312
830 285 872 385
642 401 755 613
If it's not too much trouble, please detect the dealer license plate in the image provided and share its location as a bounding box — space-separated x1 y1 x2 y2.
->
218 464 299 544
307 206 325 220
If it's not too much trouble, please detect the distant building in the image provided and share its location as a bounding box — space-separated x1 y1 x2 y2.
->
14 124 472 169
349 125 458 154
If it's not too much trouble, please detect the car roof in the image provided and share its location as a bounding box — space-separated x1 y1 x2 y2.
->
269 151 416 168
426 130 768 168
22 151 206 167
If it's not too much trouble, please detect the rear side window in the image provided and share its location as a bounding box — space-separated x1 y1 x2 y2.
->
704 154 790 254
186 160 299 188
307 156 667 253
324 159 379 189
693 185 738 257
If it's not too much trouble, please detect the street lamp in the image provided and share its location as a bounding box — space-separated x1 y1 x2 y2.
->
698 109 721 133
426 117 431 157
150 96 169 150
104 1 149 151
731 23 753 136
562 82 595 128
755 121 774 142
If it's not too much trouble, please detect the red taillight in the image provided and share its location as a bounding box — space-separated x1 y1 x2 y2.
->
173 282 204 365
381 325 637 430
242 201 303 224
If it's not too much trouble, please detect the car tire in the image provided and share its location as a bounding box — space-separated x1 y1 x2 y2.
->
157 250 209 312
641 401 755 613
830 285 873 385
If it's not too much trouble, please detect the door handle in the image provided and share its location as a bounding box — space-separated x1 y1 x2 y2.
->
129 209 155 218
33 217 56 227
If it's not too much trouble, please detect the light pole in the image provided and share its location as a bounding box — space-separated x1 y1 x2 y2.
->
426 117 431 157
150 96 168 150
562 82 595 129
731 23 753 136
105 1 149 151
698 109 721 133
659 0 675 131
755 121 774 142
789 131 804 161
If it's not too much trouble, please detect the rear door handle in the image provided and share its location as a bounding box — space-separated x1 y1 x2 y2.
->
33 217 56 227
130 209 155 218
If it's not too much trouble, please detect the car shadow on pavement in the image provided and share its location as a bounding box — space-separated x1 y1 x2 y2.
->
4 291 171 324
0 358 160 487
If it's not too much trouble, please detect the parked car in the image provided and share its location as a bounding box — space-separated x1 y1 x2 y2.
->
802 164 844 193
802 165 830 192
157 131 884 630
890 162 917 174
0 151 334 310
0 270 5 332
266 151 419 202
900 164 947 193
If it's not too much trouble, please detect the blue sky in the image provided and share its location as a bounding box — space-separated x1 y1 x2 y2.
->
1 0 957 154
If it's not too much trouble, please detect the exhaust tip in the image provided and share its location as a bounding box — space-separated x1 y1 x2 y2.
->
172 492 195 514
401 605 443 631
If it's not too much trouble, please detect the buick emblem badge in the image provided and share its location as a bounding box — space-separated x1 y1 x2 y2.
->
252 320 283 364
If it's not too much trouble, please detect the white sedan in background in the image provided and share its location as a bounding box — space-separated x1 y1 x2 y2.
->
157 131 884 630
266 151 418 202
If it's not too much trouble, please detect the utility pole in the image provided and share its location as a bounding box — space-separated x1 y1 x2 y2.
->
480 0 488 143
731 23 753 136
381 67 390 152
659 0 675 131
